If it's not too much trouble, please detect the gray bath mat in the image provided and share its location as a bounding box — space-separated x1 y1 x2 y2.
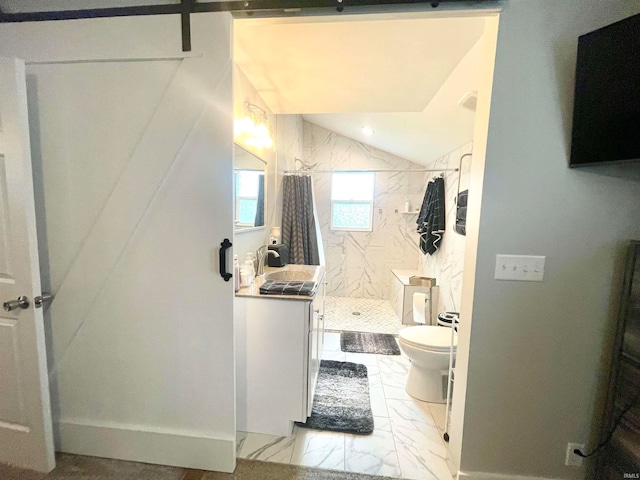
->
296 360 374 435
340 332 401 355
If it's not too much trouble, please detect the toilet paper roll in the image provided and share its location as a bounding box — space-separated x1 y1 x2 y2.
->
412 292 428 324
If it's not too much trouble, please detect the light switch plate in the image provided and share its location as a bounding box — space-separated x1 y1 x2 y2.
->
495 255 545 281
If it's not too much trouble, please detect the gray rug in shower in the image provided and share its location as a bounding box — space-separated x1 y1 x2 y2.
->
340 332 401 355
296 360 374 435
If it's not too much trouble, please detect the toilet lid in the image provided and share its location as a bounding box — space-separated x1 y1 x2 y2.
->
399 325 457 351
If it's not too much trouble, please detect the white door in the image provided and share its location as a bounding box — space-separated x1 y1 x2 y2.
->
0 13 235 472
0 57 55 473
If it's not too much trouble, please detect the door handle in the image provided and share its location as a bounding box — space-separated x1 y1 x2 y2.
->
219 238 233 282
35 293 54 308
4 296 30 312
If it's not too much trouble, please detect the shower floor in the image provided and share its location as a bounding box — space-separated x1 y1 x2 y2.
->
324 296 404 334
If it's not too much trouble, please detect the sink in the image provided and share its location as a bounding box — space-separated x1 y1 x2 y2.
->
264 270 315 281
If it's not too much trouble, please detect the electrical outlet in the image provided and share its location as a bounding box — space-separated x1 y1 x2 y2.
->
494 254 546 281
565 443 585 467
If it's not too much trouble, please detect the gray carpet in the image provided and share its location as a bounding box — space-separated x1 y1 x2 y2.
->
296 360 374 435
0 453 186 479
1 455 401 480
340 332 400 355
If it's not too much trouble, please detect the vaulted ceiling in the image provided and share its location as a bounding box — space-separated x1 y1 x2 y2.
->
0 3 486 165
235 13 486 164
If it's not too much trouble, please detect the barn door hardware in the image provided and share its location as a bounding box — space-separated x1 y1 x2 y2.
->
181 0 195 52
0 0 484 53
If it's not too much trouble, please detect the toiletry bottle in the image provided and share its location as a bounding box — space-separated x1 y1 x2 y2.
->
239 262 249 287
404 199 410 213
233 255 240 292
245 253 255 284
247 252 257 273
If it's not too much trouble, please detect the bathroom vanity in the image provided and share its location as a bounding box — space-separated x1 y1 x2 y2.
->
234 264 326 436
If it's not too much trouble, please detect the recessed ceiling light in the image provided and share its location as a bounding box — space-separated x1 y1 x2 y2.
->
361 126 375 136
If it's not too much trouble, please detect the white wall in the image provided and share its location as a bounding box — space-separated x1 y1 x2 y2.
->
454 2 640 479
274 114 304 228
232 67 306 260
232 65 276 258
302 121 424 298
0 13 237 472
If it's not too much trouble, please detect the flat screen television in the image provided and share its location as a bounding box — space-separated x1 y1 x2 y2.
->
570 13 640 167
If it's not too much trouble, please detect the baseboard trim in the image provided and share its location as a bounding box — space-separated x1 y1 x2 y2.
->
458 472 568 480
58 420 235 472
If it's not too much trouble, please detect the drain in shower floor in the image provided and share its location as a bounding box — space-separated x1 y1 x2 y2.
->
352 311 361 315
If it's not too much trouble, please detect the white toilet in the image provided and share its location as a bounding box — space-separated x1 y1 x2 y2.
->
398 297 457 403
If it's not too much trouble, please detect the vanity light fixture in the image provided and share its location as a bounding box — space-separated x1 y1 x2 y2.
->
234 101 274 149
361 126 375 136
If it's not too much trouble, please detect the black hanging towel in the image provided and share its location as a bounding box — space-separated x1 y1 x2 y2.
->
416 177 446 255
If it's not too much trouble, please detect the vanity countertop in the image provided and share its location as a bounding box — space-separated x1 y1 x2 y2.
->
235 264 326 301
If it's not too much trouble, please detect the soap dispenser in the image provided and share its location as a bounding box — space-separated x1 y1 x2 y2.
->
233 255 240 292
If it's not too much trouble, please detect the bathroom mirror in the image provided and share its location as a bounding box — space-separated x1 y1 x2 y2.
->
234 144 266 231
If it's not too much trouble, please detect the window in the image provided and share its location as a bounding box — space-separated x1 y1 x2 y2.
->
235 170 263 226
331 172 375 231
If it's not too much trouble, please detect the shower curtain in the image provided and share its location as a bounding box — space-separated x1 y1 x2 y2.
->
254 174 264 227
281 175 320 265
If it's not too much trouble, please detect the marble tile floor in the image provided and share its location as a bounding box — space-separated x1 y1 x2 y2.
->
237 332 453 480
324 297 404 335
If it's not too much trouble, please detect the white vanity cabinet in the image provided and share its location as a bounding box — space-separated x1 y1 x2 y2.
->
235 274 325 436
307 279 325 415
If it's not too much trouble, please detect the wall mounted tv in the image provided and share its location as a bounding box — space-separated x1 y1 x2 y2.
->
570 13 640 167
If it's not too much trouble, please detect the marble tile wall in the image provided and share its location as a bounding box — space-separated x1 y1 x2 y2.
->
417 142 472 315
302 121 426 299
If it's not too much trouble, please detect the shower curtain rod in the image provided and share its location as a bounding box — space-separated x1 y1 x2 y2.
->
284 168 459 174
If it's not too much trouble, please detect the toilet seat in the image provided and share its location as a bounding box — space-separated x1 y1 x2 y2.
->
399 325 457 352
